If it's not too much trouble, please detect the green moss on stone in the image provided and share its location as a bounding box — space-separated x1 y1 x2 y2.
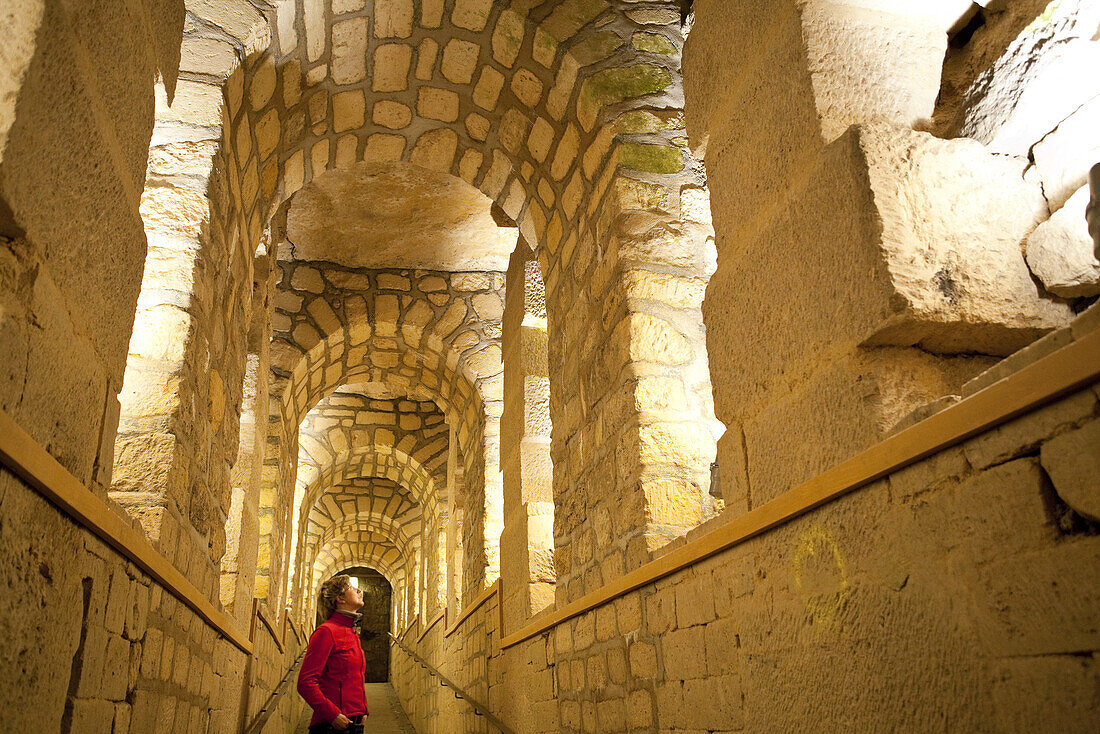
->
632 32 678 55
578 65 673 128
619 143 684 174
573 31 626 65
617 110 684 134
1025 0 1062 32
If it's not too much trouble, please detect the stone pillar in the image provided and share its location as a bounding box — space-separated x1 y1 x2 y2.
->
219 251 275 622
499 241 555 630
446 427 465 612
539 10 723 604
109 69 264 602
684 0 1073 512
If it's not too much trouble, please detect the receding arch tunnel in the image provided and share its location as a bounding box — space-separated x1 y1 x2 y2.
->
1 1 1098 733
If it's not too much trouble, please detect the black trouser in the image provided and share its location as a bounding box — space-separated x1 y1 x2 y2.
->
309 715 364 734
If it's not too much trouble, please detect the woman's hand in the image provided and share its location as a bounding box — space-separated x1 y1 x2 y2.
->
331 713 351 730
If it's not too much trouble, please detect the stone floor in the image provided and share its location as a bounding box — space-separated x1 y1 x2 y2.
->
298 682 416 733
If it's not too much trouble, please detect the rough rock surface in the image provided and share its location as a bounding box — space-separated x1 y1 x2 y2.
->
286 162 516 271
860 123 1070 354
950 0 1100 156
1026 186 1100 298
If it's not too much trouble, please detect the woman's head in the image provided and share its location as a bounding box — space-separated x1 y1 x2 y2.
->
318 574 364 618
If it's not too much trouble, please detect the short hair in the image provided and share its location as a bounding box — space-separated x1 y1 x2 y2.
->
318 574 351 619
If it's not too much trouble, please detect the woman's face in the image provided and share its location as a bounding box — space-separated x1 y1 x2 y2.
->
337 583 364 612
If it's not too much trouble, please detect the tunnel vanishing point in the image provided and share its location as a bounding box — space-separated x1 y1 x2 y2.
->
1 1 1099 732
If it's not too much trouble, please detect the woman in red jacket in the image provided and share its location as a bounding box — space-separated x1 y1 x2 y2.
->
298 574 370 732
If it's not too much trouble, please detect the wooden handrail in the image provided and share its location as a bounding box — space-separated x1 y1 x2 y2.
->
502 325 1100 648
241 649 307 734
418 609 446 644
0 407 253 654
389 633 514 734
285 608 304 646
398 615 419 642
256 603 284 654
444 579 499 638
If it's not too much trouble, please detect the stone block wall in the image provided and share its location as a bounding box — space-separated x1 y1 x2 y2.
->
245 612 307 734
392 594 514 734
393 305 1100 734
936 0 1100 300
683 0 1092 518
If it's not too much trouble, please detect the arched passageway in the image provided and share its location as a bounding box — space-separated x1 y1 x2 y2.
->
1 2 1099 734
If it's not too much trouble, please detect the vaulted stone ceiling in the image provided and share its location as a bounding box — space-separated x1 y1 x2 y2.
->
285 162 515 270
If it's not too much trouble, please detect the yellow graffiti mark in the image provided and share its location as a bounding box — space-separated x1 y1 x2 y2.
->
792 524 850 636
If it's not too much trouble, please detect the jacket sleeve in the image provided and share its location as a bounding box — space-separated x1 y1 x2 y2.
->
297 626 341 722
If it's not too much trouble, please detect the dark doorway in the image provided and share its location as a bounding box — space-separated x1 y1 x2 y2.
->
342 567 392 683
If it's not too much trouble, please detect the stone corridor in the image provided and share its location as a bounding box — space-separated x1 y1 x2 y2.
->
1 1 1099 733
293 684 416 733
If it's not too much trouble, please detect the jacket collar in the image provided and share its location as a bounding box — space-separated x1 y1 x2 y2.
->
329 610 360 628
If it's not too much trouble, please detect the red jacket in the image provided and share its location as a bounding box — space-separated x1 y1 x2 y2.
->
297 612 369 725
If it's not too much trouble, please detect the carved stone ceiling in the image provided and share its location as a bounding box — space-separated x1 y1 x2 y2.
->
285 161 515 271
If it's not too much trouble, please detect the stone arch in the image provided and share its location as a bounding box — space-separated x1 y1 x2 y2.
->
309 503 423 605
128 0 722 615
293 393 449 494
307 483 423 558
312 521 416 590
262 270 505 610
313 532 418 628
273 276 502 445
313 539 407 611
290 444 438 605
284 381 449 620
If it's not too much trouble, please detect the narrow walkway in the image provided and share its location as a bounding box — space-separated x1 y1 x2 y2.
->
298 683 416 733
364 683 417 733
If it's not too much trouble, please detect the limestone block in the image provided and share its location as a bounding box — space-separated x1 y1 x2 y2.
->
179 37 238 79
533 0 606 66
577 65 672 131
452 0 493 32
860 124 1069 350
967 535 1100 656
68 699 116 732
964 389 1096 471
372 43 412 92
1025 186 1100 298
950 0 1100 157
409 129 457 172
362 133 405 163
706 125 1067 443
127 303 193 363
375 0 414 38
332 90 365 133
415 38 438 80
990 654 1100 733
442 39 480 84
663 624 706 679
1031 95 1100 211
1040 418 1100 521
333 0 365 12
741 347 990 505
682 674 743 730
417 87 459 122
511 68 544 108
675 570 715 628
291 266 324 293
684 0 945 154
372 100 412 129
